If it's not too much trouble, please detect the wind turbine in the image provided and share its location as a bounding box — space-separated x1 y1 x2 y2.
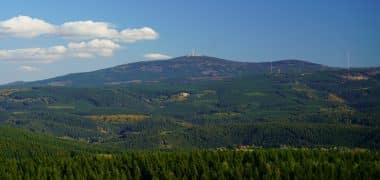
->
346 51 351 75
270 61 273 74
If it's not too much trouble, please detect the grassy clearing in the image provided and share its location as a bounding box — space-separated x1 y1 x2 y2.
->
11 111 26 115
85 114 150 122
213 112 241 118
47 105 75 110
245 92 265 96
327 93 345 104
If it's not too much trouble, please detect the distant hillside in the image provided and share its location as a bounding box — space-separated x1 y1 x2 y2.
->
0 57 379 150
6 56 330 87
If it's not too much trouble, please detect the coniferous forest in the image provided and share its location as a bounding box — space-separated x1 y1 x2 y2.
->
1 149 379 180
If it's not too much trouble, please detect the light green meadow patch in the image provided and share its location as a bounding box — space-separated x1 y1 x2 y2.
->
245 92 265 97
47 105 75 110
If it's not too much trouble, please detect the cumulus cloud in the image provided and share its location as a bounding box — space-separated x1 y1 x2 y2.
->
0 16 56 38
59 22 158 42
0 16 158 63
0 39 120 63
68 39 120 58
119 27 158 42
0 46 67 63
0 16 159 42
59 21 118 39
144 53 172 60
0 51 9 58
18 65 40 72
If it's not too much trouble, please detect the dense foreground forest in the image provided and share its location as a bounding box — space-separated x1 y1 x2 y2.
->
0 126 380 180
0 125 379 179
1 149 379 180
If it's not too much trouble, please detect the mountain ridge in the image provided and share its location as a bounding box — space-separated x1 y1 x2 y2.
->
3 56 331 87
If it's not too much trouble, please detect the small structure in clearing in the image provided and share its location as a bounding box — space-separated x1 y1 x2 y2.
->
341 74 368 81
179 92 190 97
170 92 191 102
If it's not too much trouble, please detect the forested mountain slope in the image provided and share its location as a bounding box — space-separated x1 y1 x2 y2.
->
0 56 379 149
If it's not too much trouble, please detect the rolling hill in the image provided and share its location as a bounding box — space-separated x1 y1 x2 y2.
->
5 56 330 87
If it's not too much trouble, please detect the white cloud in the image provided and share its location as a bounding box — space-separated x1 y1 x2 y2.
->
119 27 159 42
68 39 120 58
0 46 67 63
144 53 172 60
59 21 158 42
0 16 157 63
18 65 40 72
59 21 118 39
0 39 120 63
0 51 9 58
0 16 56 38
0 16 159 42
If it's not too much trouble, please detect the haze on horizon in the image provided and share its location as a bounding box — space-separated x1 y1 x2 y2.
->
0 0 379 84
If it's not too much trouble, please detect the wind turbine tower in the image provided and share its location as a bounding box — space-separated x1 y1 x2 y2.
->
270 61 273 74
346 51 351 74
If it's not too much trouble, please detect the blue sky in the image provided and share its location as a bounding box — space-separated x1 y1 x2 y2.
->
0 0 379 84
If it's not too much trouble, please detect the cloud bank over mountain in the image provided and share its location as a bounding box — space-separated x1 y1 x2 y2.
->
0 16 160 63
0 16 158 42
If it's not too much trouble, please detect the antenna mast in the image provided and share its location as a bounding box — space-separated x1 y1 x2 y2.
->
270 61 273 74
346 51 351 71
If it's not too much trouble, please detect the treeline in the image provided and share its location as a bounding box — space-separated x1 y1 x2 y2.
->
0 149 379 179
